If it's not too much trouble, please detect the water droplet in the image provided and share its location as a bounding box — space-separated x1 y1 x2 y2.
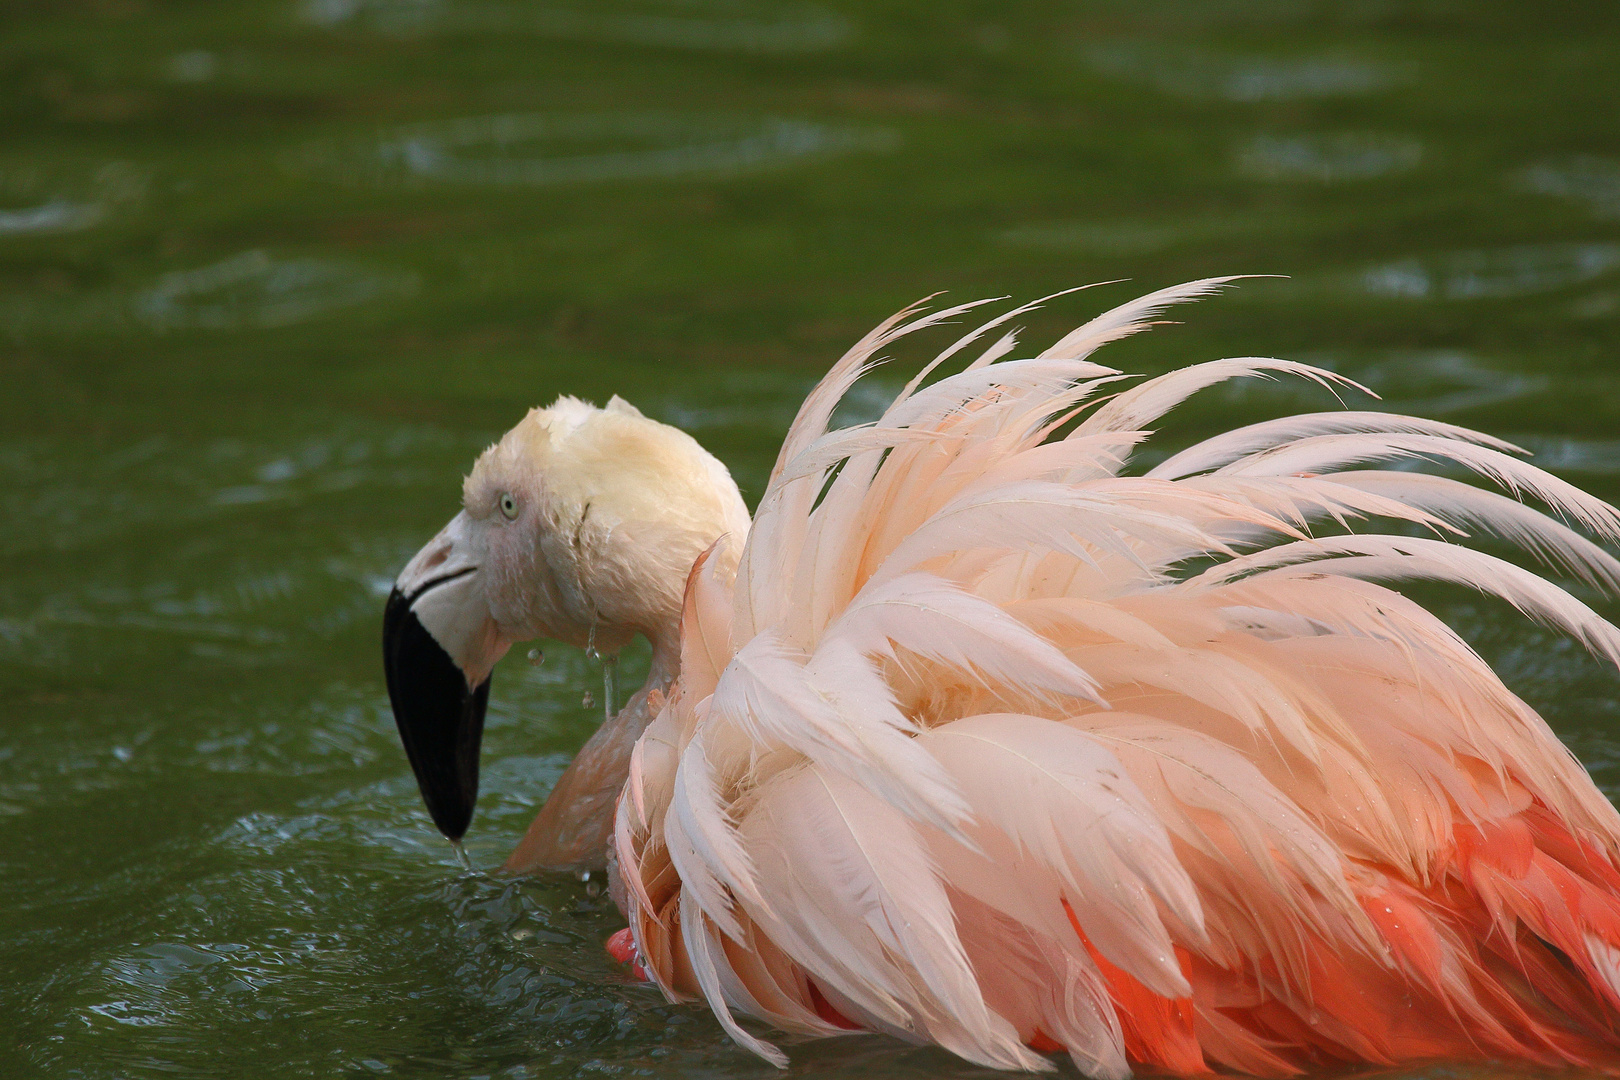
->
581 690 595 709
527 647 544 666
601 653 618 722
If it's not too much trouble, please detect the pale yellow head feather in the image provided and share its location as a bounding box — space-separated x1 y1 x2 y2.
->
463 394 750 654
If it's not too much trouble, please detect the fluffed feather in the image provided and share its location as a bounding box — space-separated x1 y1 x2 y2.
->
611 283 1620 1075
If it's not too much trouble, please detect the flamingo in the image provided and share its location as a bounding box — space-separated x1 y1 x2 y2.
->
382 280 1620 1075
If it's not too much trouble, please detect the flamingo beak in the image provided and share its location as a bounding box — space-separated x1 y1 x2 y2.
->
382 514 508 842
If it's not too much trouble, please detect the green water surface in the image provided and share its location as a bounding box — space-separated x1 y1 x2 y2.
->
4 1 1620 1077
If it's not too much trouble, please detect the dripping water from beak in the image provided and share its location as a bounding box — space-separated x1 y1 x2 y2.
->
601 655 618 723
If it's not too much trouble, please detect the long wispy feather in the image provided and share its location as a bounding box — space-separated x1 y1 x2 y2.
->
1219 432 1620 541
615 282 1620 1076
1149 411 1525 480
1079 357 1368 437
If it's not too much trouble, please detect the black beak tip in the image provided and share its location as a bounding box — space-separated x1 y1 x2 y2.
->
383 586 490 842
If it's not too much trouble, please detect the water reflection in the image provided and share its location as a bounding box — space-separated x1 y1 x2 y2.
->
1521 156 1620 219
0 420 477 687
299 0 852 52
651 369 807 433
0 200 103 236
1236 132 1423 182
995 213 1268 256
1083 0 1399 25
1 251 421 338
1515 437 1620 476
136 251 421 332
0 161 144 237
1362 242 1620 300
295 113 893 187
1351 351 1547 416
1082 41 1398 101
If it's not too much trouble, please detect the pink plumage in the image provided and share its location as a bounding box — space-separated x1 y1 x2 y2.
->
612 281 1620 1074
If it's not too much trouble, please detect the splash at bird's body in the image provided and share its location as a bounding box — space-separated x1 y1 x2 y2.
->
384 280 1620 1075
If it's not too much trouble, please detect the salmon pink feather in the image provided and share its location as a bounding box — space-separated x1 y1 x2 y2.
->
612 283 1620 1075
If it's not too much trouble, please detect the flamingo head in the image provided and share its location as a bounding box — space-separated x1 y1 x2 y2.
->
382 395 749 843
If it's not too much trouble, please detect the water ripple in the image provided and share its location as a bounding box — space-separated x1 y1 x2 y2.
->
1362 242 1620 300
1 251 421 339
0 160 145 238
1350 350 1548 415
299 0 852 52
135 250 421 332
1237 132 1423 182
1083 41 1401 102
0 199 104 235
293 113 894 188
1521 156 1620 219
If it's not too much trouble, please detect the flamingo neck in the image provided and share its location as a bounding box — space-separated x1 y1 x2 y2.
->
502 630 680 875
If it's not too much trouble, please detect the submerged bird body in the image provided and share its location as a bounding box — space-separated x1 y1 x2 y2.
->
387 282 1620 1075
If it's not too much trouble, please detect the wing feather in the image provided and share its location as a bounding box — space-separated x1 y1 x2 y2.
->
1078 358 1368 437
921 714 1205 995
619 281 1620 1072
1149 411 1524 480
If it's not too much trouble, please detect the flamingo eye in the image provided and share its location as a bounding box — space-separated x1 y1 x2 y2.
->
499 492 518 520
